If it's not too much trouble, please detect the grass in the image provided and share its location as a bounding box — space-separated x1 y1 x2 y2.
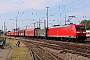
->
5 36 32 60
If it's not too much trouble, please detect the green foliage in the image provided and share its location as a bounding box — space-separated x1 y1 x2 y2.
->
80 20 90 30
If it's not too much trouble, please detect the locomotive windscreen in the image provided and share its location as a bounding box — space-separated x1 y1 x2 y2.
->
76 26 85 30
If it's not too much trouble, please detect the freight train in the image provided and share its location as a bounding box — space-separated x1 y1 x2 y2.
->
6 23 86 42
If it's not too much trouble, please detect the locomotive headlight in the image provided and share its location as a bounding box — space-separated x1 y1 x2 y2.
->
76 32 80 33
83 32 86 33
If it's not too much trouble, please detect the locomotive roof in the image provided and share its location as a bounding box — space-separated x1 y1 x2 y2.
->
49 24 85 28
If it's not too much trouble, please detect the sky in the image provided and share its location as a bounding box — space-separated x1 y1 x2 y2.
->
0 0 90 31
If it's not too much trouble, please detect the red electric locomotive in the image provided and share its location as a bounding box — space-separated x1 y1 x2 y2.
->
47 23 86 41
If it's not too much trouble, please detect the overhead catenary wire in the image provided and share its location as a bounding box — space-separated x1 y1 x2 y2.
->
1 0 90 30
50 0 89 15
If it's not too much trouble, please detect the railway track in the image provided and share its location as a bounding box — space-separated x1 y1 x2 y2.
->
22 40 63 60
19 37 90 58
13 37 90 59
39 40 90 58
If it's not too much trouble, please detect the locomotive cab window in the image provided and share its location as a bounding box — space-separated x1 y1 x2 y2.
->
76 26 85 30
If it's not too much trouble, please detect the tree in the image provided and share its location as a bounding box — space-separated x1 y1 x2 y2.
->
80 20 90 30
